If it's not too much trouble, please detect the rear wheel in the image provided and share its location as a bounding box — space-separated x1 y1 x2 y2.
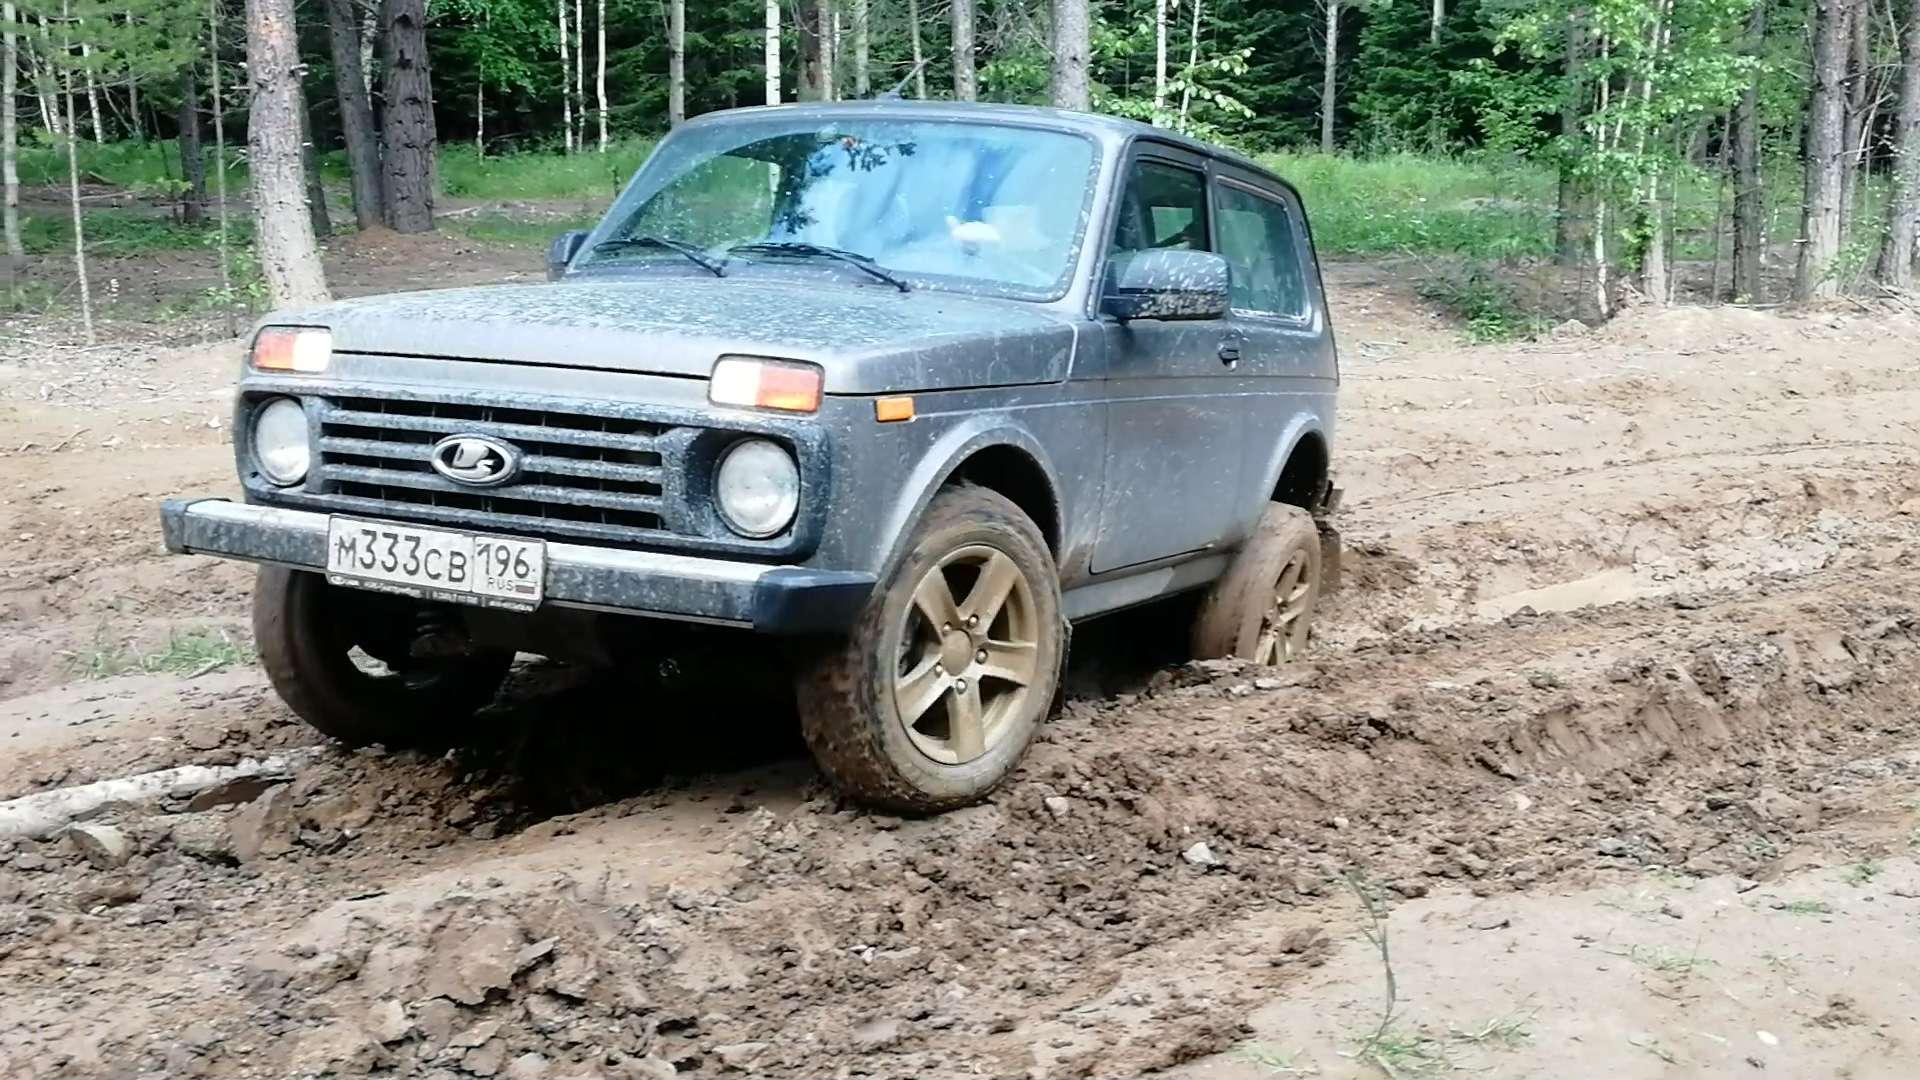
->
253 566 512 749
1192 502 1323 664
795 486 1064 813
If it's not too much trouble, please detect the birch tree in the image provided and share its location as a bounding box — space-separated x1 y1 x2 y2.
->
1320 0 1339 152
762 0 777 104
667 0 683 123
3 0 21 296
1050 0 1089 109
952 0 974 100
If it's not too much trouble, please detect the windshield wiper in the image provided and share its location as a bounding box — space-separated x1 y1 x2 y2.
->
725 241 910 292
587 234 727 277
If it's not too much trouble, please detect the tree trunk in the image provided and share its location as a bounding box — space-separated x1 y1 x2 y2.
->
177 68 207 226
80 40 103 140
668 0 685 124
1879 0 1920 286
246 0 331 305
3 0 22 286
1178 0 1203 124
822 0 835 100
763 0 779 104
34 18 60 137
59 2 93 343
378 0 436 234
851 0 868 96
558 0 572 151
324 0 384 229
1049 0 1089 110
1319 0 1339 153
573 0 583 145
799 0 824 99
1431 0 1443 44
211 0 234 333
952 0 975 100
596 0 607 146
302 105 331 240
1554 17 1588 265
1153 0 1168 116
1840 0 1870 246
1730 0 1766 300
907 0 926 98
1797 0 1857 301
359 1 376 95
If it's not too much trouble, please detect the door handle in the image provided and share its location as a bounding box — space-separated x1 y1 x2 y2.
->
1218 339 1241 364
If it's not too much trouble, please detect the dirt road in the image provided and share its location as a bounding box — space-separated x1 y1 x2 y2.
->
3 255 1920 1078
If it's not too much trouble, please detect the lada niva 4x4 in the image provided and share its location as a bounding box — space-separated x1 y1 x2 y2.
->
159 100 1343 812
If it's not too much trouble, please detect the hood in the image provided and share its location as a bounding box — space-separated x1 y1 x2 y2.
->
276 277 1079 394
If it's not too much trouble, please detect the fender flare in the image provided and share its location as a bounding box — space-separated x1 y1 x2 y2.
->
1252 415 1330 519
870 416 1066 582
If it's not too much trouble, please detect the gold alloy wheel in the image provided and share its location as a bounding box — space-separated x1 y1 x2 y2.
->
892 544 1040 765
1252 547 1314 664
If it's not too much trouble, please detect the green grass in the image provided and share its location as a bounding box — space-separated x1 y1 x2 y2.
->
1415 263 1553 342
1773 899 1836 915
16 134 252 193
20 208 252 257
1264 150 1557 259
436 139 655 201
65 627 253 679
447 212 601 246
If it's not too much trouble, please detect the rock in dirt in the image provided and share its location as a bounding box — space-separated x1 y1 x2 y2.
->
626 1056 677 1079
185 776 275 812
1182 842 1219 867
229 784 294 863
851 1017 904 1051
167 813 235 862
711 1042 770 1069
506 1052 551 1080
1044 796 1071 821
424 920 525 1006
65 823 133 869
366 1000 413 1044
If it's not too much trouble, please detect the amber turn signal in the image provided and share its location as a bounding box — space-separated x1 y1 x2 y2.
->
709 357 824 413
874 396 915 422
250 327 332 373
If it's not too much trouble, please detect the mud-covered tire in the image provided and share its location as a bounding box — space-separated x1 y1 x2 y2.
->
1192 502 1322 664
795 485 1065 814
252 566 512 749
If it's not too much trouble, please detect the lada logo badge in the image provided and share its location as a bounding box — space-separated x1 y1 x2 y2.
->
430 434 523 487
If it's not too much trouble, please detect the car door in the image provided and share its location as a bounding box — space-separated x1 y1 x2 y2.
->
1209 173 1327 518
1089 146 1249 575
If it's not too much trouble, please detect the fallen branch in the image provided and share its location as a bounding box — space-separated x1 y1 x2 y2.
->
0 750 320 839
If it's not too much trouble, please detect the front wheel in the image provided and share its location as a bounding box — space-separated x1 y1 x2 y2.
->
252 566 512 750
795 486 1065 813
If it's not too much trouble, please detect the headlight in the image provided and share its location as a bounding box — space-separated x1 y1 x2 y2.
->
252 397 310 486
714 438 799 538
249 327 331 373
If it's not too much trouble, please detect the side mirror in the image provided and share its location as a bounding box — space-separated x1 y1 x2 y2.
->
548 230 589 280
1100 248 1231 322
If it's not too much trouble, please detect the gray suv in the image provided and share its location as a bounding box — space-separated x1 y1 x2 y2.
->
159 101 1342 812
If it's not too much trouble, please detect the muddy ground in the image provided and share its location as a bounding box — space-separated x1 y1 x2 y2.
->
4 230 1920 1079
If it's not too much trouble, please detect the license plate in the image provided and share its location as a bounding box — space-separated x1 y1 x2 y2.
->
324 517 545 611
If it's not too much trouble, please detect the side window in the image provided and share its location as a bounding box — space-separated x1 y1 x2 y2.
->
1214 183 1309 319
1109 160 1210 254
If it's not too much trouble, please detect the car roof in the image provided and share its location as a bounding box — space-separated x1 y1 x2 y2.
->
682 99 1294 195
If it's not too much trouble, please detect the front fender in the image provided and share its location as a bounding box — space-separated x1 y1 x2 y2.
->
1247 413 1331 529
870 414 1065 583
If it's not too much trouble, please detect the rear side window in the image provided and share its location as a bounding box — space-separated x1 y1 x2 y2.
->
1214 183 1309 319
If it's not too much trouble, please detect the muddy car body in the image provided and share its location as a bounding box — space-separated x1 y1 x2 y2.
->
159 100 1342 811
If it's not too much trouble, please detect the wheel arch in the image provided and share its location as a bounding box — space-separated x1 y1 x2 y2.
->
872 420 1065 580
1260 419 1333 513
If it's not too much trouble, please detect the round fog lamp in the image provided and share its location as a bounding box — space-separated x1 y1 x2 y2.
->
253 397 310 486
714 438 800 538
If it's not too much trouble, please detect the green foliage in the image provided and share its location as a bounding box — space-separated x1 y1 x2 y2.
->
20 208 250 255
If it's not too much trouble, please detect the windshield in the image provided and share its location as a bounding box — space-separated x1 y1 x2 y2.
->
577 116 1100 297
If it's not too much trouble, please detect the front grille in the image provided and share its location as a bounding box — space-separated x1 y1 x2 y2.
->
309 394 687 545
